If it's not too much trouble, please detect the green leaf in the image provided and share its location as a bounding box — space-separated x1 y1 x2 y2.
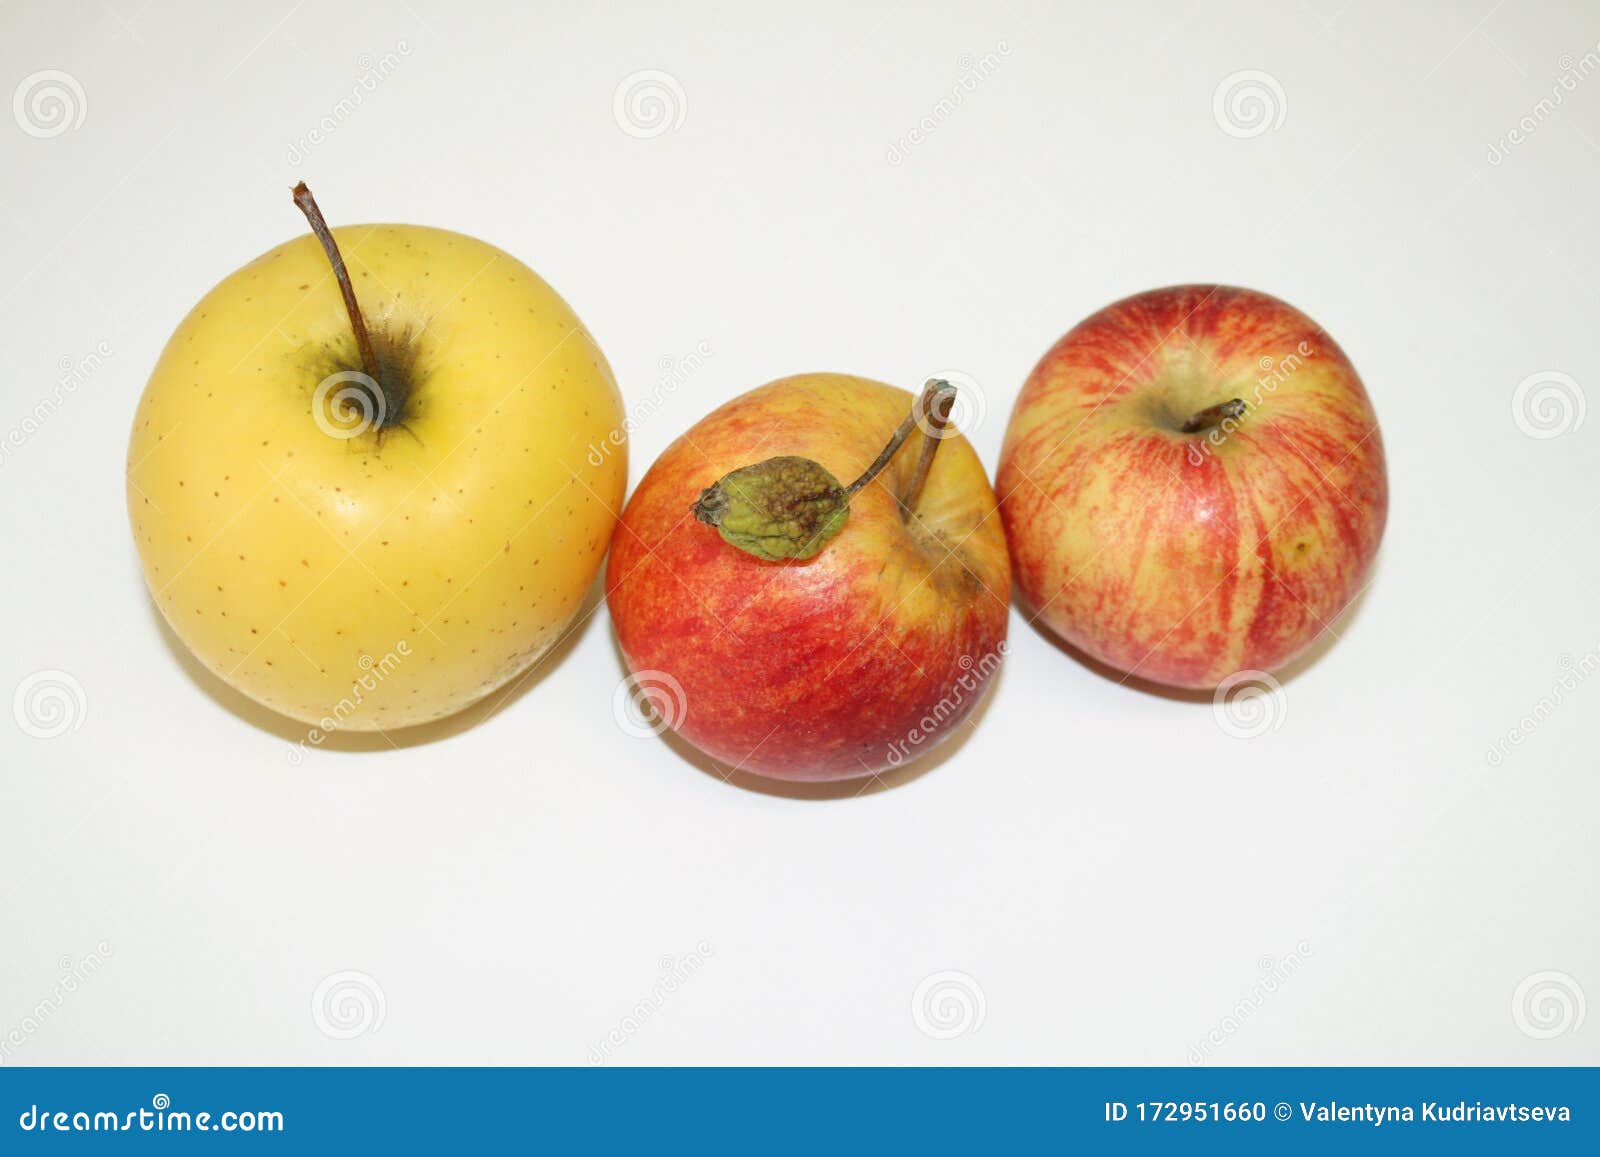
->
691 455 851 561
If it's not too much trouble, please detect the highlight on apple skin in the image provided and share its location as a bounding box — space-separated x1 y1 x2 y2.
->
606 373 1011 782
997 284 1387 690
127 187 626 732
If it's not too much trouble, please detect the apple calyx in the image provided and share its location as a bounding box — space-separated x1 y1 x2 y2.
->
690 379 957 562
1180 398 1248 434
292 182 413 435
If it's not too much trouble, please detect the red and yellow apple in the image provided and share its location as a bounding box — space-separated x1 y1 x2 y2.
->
998 285 1386 689
606 373 1010 781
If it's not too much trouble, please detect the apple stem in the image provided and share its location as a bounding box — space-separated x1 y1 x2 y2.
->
898 380 956 517
844 379 957 517
1181 398 1248 434
844 396 921 497
691 379 964 563
292 182 382 388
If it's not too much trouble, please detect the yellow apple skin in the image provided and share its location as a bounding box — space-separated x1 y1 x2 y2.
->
127 224 625 732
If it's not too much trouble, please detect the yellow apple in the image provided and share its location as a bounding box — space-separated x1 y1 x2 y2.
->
127 186 625 733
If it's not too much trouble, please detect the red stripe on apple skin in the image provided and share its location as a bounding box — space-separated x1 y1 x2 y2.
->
607 375 1010 782
999 284 1387 689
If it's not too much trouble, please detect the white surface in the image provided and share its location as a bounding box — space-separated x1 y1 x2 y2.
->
2 0 1597 1066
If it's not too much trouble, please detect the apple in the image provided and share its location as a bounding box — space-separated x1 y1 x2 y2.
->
127 185 625 732
606 374 1010 781
998 284 1387 689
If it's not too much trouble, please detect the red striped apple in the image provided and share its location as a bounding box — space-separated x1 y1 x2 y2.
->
998 285 1387 689
606 373 1010 781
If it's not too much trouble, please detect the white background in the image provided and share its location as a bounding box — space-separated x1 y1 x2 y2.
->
2 0 1596 1065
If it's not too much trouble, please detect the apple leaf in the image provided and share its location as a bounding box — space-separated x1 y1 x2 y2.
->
691 455 851 562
